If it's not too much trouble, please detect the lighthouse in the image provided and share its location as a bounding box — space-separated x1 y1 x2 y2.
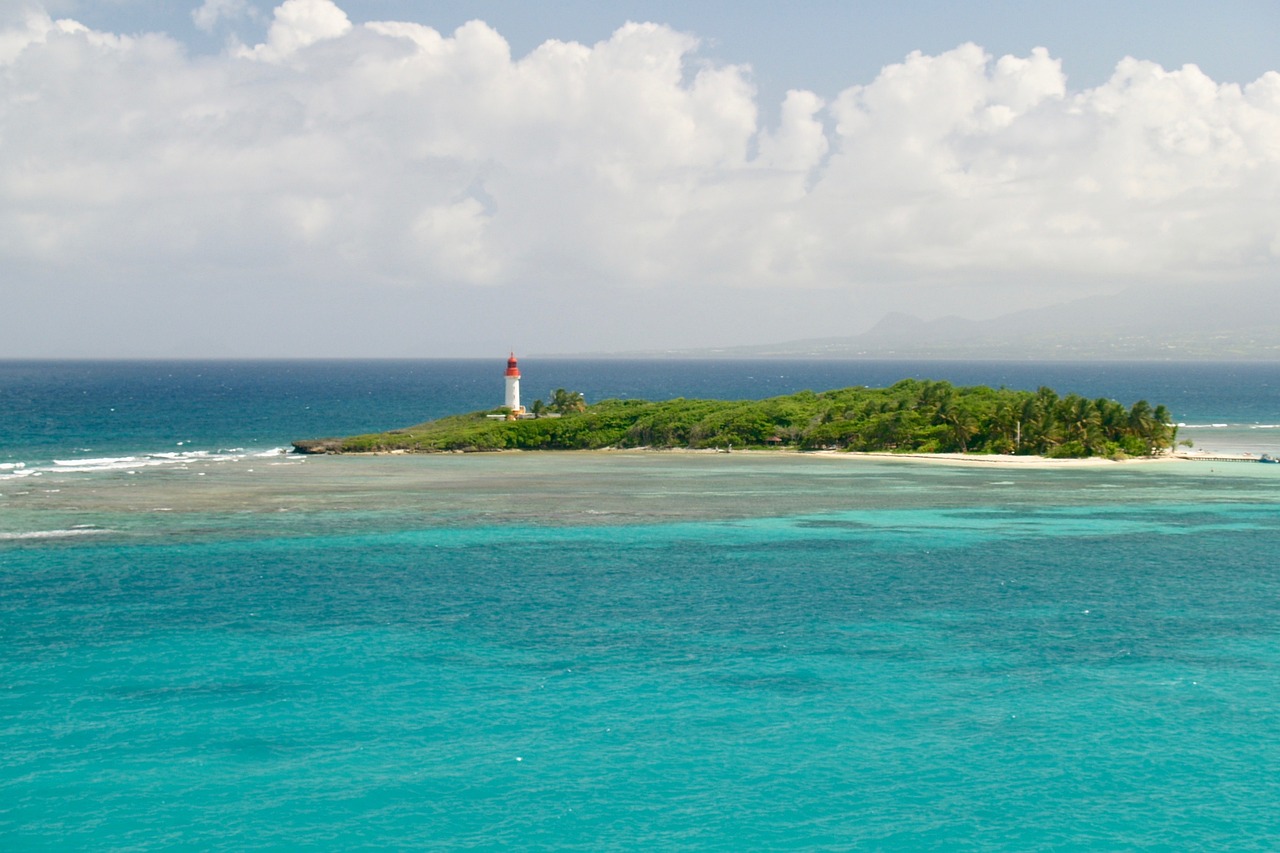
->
504 352 523 413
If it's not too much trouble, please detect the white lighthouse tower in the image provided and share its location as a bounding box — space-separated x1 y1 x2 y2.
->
504 352 523 413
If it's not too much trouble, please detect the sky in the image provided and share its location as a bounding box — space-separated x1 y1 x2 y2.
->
3 0 1280 357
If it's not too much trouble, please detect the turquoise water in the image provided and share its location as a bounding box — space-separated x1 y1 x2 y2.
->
4 362 1280 849
5 453 1280 850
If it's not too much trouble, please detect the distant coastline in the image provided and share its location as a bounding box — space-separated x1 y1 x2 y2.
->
549 296 1280 361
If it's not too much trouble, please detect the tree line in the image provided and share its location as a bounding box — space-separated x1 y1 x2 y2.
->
330 379 1178 458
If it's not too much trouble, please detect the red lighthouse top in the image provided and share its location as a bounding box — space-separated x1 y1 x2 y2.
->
505 352 520 377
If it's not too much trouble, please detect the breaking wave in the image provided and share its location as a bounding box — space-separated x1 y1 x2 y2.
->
0 526 111 541
0 447 291 481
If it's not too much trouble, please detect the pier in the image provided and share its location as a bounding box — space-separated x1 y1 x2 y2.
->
1174 452 1275 464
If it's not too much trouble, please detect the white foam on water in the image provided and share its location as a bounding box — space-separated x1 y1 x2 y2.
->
1 446 292 481
54 456 139 467
0 528 112 541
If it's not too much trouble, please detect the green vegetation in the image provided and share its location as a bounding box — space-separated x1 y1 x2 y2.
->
297 380 1177 458
531 388 586 415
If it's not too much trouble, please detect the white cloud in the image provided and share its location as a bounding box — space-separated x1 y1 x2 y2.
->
192 0 252 34
0 6 134 62
236 0 350 62
757 89 828 173
2 2 1279 355
817 44 1280 281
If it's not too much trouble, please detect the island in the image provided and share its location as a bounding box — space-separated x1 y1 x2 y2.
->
293 379 1178 460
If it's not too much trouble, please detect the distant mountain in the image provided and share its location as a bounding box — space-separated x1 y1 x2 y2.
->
572 283 1280 360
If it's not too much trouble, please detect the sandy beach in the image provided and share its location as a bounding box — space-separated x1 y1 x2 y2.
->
843 451 1183 468
593 446 1199 468
347 446 1273 469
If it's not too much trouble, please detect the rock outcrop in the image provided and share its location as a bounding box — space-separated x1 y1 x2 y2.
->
291 439 345 454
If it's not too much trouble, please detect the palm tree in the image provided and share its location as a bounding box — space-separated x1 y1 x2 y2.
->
1152 404 1176 452
989 401 1022 453
549 389 586 413
936 397 978 452
1095 397 1129 444
1055 394 1102 453
1128 400 1158 454
1019 388 1059 453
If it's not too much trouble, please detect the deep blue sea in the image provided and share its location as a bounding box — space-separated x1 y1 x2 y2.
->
3 359 1280 850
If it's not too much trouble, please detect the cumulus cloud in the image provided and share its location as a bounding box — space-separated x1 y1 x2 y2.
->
1 0 1279 355
192 0 253 33
236 0 350 61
